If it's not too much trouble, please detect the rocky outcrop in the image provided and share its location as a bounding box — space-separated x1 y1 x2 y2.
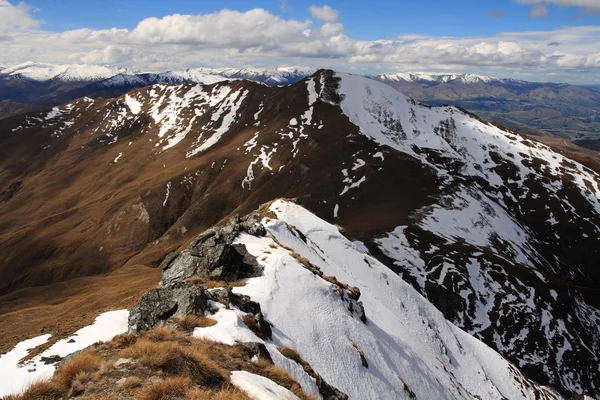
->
128 282 210 334
161 214 266 286
129 213 266 334
127 211 349 400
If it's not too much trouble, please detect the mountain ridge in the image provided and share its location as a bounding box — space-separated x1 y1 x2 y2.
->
0 70 599 397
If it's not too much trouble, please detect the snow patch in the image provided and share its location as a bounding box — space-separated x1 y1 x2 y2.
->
230 371 300 400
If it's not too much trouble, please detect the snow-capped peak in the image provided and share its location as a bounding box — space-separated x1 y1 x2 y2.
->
375 71 498 84
2 61 135 82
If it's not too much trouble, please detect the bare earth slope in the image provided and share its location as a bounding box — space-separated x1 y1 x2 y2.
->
1 70 599 397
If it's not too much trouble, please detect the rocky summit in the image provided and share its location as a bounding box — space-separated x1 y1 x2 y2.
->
1 70 599 399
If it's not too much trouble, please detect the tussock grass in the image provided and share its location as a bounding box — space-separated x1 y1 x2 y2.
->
120 338 227 387
121 376 143 389
185 386 252 400
254 359 310 400
143 326 181 342
109 333 136 348
55 352 103 388
7 323 314 400
6 380 64 400
135 377 191 400
177 315 217 332
278 346 303 364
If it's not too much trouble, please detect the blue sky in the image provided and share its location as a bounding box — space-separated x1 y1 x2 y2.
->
25 0 599 38
1 0 600 83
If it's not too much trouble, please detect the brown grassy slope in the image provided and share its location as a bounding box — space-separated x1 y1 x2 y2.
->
5 326 315 400
0 75 442 349
0 264 159 352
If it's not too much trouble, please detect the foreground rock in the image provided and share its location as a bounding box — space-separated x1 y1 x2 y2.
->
127 211 349 400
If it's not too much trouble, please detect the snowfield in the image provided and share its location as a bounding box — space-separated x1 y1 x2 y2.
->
0 310 129 397
217 200 561 400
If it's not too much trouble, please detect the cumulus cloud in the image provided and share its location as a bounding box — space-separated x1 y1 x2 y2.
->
308 5 339 23
516 0 600 13
0 6 600 82
0 0 40 32
529 4 549 17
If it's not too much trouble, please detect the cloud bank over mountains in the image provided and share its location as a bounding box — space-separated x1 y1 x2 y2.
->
1 1 599 82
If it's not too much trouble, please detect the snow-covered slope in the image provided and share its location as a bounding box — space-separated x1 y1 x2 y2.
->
99 66 313 88
374 72 504 84
335 72 600 396
0 310 129 397
0 62 311 87
1 62 133 82
192 200 561 399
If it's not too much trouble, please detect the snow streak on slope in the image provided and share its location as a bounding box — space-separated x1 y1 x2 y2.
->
229 200 561 400
337 72 600 218
0 310 129 397
335 72 600 396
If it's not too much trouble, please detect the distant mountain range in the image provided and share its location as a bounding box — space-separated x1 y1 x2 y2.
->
373 73 600 140
0 62 313 119
583 84 600 92
2 62 600 142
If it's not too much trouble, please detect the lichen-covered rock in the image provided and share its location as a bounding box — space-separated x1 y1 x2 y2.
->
128 282 209 334
161 214 265 286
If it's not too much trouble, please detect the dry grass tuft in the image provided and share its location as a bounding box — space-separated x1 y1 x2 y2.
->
278 346 303 364
242 314 264 339
9 380 64 400
135 377 191 400
55 351 102 388
254 359 308 400
198 317 218 328
110 333 137 348
143 326 180 342
121 376 143 389
176 315 217 332
186 276 246 289
120 338 227 387
351 341 368 368
289 251 315 270
256 200 279 220
185 386 252 400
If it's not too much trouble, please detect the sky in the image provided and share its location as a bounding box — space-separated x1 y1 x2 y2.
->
1 0 600 83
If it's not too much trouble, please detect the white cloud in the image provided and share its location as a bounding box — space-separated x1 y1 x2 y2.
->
516 0 600 13
529 4 549 17
0 6 599 82
0 0 40 32
308 5 339 23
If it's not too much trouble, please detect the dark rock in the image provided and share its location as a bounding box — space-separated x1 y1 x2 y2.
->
128 282 209 334
238 342 273 363
40 355 62 365
2 181 22 202
161 213 265 286
255 313 272 341
211 287 261 314
67 338 75 343
315 376 349 400
159 252 179 271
